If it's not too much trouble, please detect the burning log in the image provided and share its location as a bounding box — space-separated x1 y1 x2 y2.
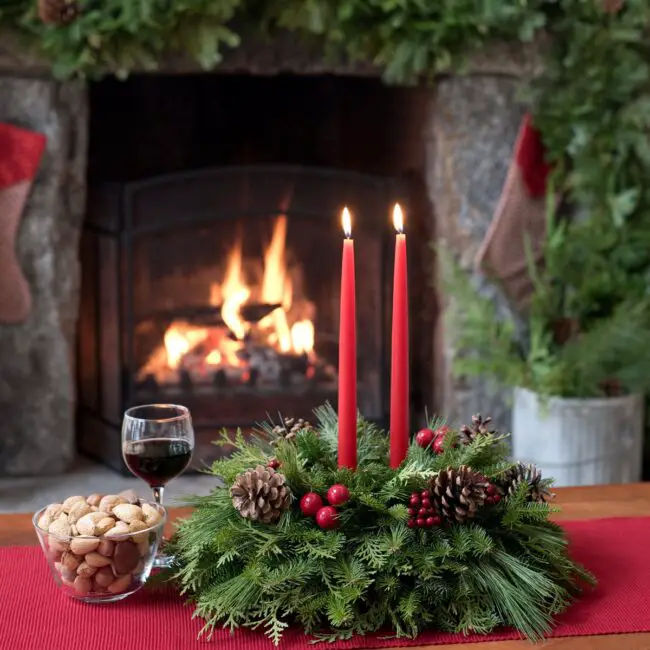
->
138 303 282 330
133 213 338 395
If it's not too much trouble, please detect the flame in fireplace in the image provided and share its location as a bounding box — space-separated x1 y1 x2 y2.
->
137 214 328 389
290 319 314 355
259 215 292 353
164 324 209 369
220 236 250 341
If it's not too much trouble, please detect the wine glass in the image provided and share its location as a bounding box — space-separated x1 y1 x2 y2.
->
122 404 194 567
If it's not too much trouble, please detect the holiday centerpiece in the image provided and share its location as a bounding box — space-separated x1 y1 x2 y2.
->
165 204 593 645
167 407 592 644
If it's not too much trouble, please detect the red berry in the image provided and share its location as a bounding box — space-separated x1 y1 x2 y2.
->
315 506 339 530
493 494 501 504
410 491 420 499
407 508 416 517
420 490 429 499
415 428 435 448
300 492 324 517
425 517 434 527
486 484 496 496
418 507 427 517
432 436 445 454
409 496 420 506
434 425 452 438
431 516 441 526
327 484 351 506
421 497 431 508
424 508 434 516
267 458 280 470
485 496 495 505
416 518 425 527
407 519 416 528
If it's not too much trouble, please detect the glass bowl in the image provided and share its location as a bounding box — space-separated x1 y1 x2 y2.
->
32 500 167 603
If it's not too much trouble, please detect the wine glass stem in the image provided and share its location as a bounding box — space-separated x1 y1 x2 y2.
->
152 486 164 506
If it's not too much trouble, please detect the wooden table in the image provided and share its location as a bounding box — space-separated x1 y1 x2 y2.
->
4 484 650 650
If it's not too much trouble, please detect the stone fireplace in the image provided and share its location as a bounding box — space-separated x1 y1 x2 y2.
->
0 37 536 475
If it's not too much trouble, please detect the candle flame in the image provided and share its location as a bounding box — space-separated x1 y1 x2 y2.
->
342 207 352 238
393 203 404 233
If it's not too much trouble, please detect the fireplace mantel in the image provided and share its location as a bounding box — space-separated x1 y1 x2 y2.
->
0 28 545 78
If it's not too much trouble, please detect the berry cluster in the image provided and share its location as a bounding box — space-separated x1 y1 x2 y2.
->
407 490 441 528
485 483 502 505
415 426 453 454
300 484 351 530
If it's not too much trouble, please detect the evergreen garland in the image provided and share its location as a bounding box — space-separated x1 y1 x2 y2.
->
166 405 593 645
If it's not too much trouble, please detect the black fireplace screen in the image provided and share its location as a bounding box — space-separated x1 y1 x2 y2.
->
78 166 401 471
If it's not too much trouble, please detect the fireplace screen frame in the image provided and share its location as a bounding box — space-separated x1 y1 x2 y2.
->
77 165 402 472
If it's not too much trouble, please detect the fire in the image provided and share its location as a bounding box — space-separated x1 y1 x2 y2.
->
342 206 352 238
290 320 314 355
259 215 293 353
164 324 208 369
138 215 321 388
393 203 404 233
219 236 250 341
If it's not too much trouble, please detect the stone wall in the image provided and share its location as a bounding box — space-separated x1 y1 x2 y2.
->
0 77 87 475
426 76 525 431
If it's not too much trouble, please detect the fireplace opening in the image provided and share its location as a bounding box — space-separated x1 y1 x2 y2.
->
78 74 434 472
136 212 337 399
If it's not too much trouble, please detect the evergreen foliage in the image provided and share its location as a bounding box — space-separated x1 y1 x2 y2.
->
167 405 593 645
438 2 650 399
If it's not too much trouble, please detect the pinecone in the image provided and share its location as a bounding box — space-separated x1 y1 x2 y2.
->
271 417 312 445
38 0 81 25
497 463 554 503
429 465 489 523
459 414 494 445
230 465 291 523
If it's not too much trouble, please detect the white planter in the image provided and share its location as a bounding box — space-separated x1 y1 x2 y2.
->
512 387 644 487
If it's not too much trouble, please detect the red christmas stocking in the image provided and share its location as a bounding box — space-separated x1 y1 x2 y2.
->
474 113 550 311
0 123 47 323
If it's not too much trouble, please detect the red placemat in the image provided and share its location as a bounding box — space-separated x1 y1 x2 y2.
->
1 517 649 649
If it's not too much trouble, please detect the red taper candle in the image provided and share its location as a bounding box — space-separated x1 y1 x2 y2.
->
390 204 409 468
338 207 357 469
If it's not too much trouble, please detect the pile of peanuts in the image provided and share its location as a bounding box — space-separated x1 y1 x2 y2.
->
37 490 163 597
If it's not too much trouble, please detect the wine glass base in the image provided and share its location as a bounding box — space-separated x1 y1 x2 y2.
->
153 552 174 569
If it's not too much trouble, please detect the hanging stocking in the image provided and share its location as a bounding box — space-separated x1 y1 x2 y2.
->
474 113 550 311
0 123 47 323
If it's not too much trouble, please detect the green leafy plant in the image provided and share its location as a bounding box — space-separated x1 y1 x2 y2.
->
166 405 593 645
440 1 650 399
16 0 243 79
440 239 650 398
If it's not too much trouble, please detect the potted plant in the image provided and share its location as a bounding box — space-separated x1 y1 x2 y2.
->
440 195 650 487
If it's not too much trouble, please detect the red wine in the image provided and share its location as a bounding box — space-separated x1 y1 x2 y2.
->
123 438 193 487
